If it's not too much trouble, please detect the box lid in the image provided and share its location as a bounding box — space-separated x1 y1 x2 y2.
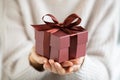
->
70 26 88 44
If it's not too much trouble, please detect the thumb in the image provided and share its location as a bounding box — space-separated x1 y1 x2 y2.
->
30 47 48 64
37 56 48 64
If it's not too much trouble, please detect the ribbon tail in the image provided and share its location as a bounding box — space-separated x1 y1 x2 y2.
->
70 26 84 31
31 25 52 31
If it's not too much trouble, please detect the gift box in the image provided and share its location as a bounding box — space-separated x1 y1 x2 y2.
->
32 14 88 63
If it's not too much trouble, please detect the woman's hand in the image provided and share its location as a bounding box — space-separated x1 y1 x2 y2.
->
29 47 48 71
43 57 84 75
29 47 85 75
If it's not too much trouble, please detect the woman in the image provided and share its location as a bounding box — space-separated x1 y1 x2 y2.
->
1 0 119 80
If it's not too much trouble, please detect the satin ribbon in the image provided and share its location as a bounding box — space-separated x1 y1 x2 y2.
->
32 13 82 34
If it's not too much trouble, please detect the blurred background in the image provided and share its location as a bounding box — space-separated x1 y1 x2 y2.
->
111 4 120 79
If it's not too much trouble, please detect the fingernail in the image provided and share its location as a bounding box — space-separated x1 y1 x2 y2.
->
55 62 58 67
55 62 60 67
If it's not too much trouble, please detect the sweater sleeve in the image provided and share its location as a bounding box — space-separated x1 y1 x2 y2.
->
72 0 119 80
2 0 48 80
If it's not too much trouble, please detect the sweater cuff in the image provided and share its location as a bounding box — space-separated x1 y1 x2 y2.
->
73 55 109 80
12 52 47 80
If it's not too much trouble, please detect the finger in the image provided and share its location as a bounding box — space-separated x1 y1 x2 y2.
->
73 65 80 72
70 57 85 65
66 67 73 73
67 58 84 73
70 58 80 65
31 53 47 64
43 62 51 71
80 57 85 66
49 59 57 73
68 65 80 72
54 62 66 75
61 61 73 67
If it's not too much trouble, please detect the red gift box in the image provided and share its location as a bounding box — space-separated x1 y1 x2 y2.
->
32 14 88 63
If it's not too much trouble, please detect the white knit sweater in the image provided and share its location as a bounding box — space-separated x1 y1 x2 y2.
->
1 0 119 80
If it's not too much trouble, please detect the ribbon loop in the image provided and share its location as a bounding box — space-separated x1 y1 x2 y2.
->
63 14 81 27
32 13 82 34
42 14 59 24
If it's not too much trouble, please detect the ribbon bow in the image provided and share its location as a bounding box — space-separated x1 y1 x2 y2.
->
32 13 82 34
